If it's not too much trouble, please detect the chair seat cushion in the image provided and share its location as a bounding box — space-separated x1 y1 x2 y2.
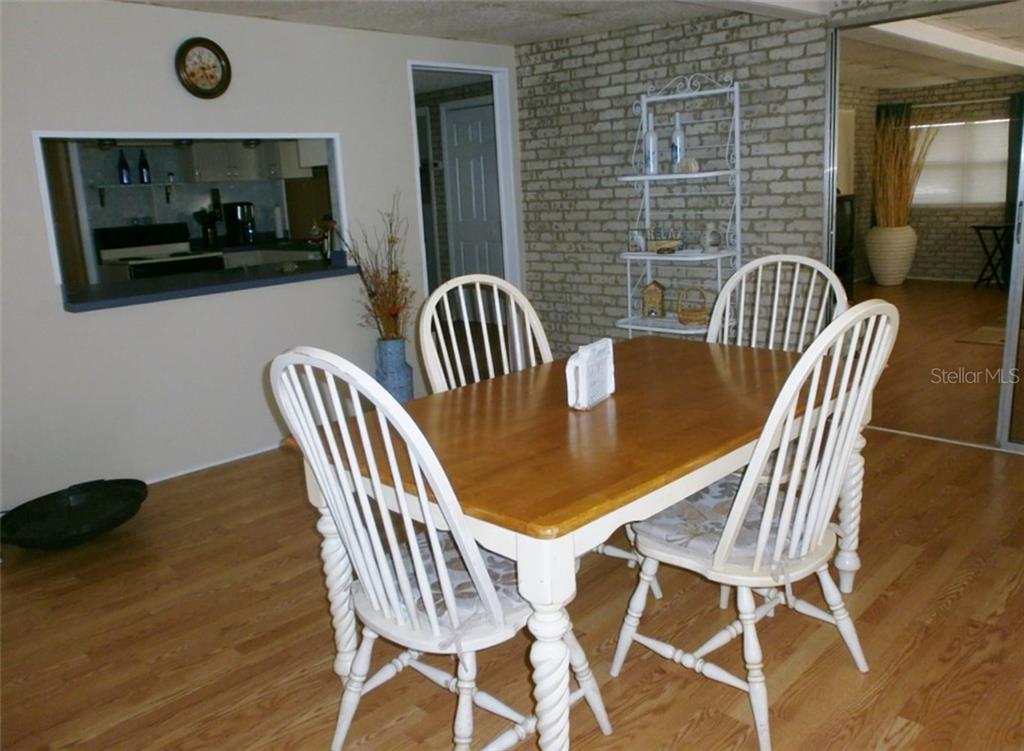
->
418 529 530 626
353 527 531 650
634 470 767 561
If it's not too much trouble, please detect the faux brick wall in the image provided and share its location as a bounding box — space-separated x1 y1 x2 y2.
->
516 14 829 355
513 0 1007 354
908 205 1007 281
841 75 1022 282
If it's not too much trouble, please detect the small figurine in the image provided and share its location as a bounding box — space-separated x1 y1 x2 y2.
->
642 280 666 317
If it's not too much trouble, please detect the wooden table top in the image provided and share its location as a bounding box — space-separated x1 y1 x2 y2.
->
403 337 800 539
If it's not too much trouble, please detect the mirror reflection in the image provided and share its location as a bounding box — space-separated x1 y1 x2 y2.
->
40 136 346 309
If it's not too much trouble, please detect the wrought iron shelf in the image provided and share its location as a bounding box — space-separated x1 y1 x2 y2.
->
619 170 732 183
621 249 735 262
615 316 708 336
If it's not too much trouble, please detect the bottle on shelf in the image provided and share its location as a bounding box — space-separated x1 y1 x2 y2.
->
670 113 685 173
643 113 659 176
117 149 131 185
138 150 151 184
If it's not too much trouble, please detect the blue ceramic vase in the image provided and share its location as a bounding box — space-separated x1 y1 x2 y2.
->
375 338 413 402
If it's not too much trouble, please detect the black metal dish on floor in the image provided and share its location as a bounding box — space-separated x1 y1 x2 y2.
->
1 479 147 549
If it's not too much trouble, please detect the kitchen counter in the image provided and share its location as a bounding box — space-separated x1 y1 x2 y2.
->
188 237 328 254
63 255 355 312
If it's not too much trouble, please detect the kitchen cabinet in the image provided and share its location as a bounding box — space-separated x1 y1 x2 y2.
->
274 141 313 179
185 142 266 182
297 139 329 168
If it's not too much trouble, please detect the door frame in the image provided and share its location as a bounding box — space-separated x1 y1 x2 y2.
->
439 95 501 280
415 105 442 289
407 61 522 291
997 135 1024 452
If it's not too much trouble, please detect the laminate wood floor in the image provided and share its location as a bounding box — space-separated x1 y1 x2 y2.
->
854 280 1009 446
4 430 1024 750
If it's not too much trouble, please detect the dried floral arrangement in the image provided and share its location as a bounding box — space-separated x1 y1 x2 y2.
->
345 194 416 340
872 109 937 228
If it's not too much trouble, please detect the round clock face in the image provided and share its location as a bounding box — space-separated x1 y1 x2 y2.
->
175 38 231 99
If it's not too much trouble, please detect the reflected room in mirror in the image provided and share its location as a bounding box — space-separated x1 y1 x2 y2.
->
37 134 351 311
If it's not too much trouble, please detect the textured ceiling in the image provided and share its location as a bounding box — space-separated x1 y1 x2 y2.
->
130 0 731 45
841 0 1024 89
927 0 1024 50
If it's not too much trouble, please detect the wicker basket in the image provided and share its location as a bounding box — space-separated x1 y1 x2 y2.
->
648 239 681 254
676 287 711 327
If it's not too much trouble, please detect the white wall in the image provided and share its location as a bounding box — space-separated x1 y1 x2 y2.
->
0 1 519 507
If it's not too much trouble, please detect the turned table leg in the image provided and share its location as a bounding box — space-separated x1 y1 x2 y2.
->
518 535 577 750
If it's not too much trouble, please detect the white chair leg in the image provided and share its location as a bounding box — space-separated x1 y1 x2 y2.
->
610 556 659 677
332 628 377 751
836 432 866 594
738 587 771 751
317 509 359 679
454 652 477 750
719 585 731 610
625 526 663 598
563 629 613 735
817 567 868 672
649 571 664 600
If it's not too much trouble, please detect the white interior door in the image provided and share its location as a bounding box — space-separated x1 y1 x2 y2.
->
441 97 504 279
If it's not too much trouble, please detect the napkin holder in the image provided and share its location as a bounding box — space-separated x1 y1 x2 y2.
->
566 338 615 410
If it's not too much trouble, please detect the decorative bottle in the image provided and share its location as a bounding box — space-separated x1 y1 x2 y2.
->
670 113 685 173
117 149 131 185
643 113 659 175
138 150 151 184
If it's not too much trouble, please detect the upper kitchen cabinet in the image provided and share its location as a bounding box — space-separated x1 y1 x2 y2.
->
184 141 267 182
272 140 313 179
297 139 329 168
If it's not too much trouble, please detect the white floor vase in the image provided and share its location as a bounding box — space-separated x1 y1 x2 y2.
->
865 225 917 286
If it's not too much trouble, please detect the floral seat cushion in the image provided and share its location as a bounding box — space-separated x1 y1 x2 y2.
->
352 526 530 634
634 470 769 561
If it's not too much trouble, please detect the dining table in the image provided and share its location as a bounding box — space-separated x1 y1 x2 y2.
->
301 335 870 750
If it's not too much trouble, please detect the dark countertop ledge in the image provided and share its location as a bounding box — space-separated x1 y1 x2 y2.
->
63 260 357 313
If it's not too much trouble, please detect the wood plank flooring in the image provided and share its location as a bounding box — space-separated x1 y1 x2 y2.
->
854 280 1008 446
4 429 1024 750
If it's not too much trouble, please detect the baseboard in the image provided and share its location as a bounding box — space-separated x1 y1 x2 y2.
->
904 275 977 284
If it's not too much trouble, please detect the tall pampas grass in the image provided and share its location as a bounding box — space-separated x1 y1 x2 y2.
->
872 109 937 227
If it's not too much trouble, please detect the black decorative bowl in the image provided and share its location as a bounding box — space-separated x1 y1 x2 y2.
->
1 479 147 549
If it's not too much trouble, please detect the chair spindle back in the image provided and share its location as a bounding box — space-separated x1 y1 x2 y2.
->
707 255 849 352
420 274 553 393
713 300 899 574
271 346 505 636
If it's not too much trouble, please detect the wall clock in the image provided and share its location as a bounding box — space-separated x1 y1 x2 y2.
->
175 37 231 99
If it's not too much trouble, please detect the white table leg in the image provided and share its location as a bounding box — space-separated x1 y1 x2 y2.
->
835 431 865 594
317 507 360 679
529 604 573 749
518 535 577 750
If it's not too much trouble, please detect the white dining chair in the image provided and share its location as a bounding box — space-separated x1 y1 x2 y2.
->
271 346 611 750
610 300 899 751
707 254 849 352
707 254 850 607
419 273 662 597
418 273 552 394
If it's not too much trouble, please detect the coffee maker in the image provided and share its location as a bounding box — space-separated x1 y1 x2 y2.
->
223 202 256 246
